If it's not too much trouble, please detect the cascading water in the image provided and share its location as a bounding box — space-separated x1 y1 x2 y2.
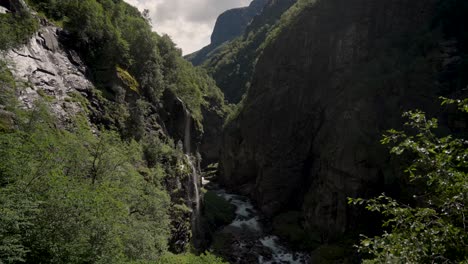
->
183 108 201 239
212 189 310 263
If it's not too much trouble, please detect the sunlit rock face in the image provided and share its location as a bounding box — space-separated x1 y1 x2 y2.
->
220 0 456 241
5 25 93 126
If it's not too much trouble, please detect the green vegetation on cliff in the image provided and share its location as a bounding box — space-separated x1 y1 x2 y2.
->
0 100 172 263
0 11 38 50
351 99 468 262
0 0 228 262
26 0 225 125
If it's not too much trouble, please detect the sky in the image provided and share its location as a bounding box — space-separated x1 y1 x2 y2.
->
124 0 252 55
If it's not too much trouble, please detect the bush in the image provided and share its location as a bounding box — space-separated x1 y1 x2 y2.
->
350 98 468 263
0 13 38 50
153 252 227 264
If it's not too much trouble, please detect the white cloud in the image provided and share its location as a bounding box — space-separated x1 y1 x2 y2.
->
124 0 252 55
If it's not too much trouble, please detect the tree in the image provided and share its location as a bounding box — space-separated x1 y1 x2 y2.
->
350 98 468 263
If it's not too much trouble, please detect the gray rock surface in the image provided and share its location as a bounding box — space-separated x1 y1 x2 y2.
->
4 26 93 126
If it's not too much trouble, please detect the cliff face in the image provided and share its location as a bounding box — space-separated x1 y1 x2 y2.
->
210 0 268 45
186 0 268 66
220 0 456 241
5 25 93 126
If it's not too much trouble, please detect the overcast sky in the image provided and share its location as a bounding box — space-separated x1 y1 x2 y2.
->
124 0 252 55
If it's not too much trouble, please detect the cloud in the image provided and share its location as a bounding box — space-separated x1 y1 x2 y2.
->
124 0 252 55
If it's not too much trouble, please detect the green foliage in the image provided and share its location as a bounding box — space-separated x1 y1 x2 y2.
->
350 99 468 263
27 0 225 127
170 59 225 123
0 61 17 108
0 12 38 50
263 0 317 48
197 0 303 104
0 102 172 263
152 252 227 264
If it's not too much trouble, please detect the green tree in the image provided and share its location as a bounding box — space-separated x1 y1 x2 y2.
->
350 99 468 263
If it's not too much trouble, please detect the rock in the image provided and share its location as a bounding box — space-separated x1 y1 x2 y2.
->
220 0 453 242
160 89 201 154
0 0 28 13
199 96 226 167
37 29 59 52
5 26 93 127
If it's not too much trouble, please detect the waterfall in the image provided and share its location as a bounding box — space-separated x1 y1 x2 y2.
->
184 109 191 154
183 108 201 240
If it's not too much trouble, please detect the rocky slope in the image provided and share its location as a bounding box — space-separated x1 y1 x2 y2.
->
185 0 268 66
220 0 465 249
4 25 95 126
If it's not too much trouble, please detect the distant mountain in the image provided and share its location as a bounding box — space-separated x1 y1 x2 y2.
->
185 0 268 66
187 0 297 103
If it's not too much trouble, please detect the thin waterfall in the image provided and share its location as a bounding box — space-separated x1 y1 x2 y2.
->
184 109 191 154
183 108 201 239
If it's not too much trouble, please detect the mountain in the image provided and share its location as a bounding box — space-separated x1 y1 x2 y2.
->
185 0 268 67
219 0 468 259
188 0 297 103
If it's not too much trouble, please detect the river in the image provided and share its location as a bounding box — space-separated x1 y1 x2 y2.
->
204 178 310 263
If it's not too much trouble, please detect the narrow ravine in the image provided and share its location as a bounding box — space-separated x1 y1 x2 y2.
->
203 178 310 263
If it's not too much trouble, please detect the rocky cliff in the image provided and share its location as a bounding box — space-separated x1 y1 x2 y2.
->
186 0 268 66
4 25 94 126
220 0 464 246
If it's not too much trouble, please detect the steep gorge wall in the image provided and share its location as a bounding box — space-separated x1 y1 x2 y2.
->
220 0 457 241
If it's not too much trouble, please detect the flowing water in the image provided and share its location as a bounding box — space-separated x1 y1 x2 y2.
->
183 108 201 237
212 189 310 263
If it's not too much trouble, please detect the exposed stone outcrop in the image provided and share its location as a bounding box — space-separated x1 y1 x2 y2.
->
5 25 93 127
0 0 29 13
220 0 457 242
